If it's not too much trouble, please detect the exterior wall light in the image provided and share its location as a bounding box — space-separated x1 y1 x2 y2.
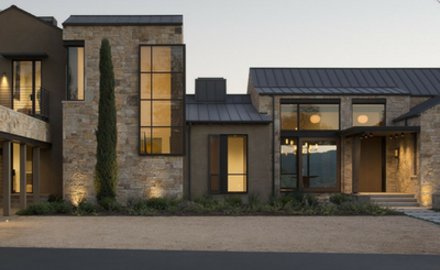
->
394 147 400 159
309 114 321 124
357 114 369 124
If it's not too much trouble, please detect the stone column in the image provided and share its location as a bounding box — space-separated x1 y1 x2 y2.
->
2 141 11 216
352 136 361 194
32 147 40 203
20 144 27 209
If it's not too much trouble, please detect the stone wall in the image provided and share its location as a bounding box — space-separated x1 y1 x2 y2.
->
419 104 440 206
0 105 50 143
62 25 184 204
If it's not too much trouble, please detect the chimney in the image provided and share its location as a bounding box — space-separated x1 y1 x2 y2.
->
195 78 226 102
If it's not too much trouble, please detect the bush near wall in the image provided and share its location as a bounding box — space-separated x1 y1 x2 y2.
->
17 193 400 216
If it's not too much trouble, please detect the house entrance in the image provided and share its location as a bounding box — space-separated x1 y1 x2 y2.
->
359 137 385 192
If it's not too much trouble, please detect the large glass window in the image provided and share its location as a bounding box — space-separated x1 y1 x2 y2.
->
67 46 85 100
209 135 247 194
281 103 339 131
301 140 338 189
139 45 185 155
352 104 385 126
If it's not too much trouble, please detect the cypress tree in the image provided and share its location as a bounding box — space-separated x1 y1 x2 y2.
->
95 38 117 203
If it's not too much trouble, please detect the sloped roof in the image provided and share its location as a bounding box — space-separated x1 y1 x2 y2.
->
186 94 271 124
249 68 440 96
63 15 182 26
394 96 440 122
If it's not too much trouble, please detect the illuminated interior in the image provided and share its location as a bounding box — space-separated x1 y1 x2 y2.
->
11 143 33 193
13 61 41 114
280 103 340 131
352 104 385 126
139 45 184 154
67 47 85 100
227 136 247 192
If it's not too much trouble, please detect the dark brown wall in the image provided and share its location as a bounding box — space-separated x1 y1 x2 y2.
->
0 7 66 195
187 124 273 201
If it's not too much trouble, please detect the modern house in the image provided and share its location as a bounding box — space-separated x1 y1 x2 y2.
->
1 5 440 216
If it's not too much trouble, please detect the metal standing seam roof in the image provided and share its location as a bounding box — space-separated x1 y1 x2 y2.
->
393 96 440 122
186 95 272 124
249 68 440 96
63 15 183 26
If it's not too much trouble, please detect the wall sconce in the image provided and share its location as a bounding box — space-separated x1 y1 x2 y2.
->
394 148 400 159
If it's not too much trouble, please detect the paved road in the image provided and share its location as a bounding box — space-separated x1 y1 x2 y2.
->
0 248 439 270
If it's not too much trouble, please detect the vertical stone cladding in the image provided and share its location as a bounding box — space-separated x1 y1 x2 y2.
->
419 104 440 206
63 25 184 204
263 94 412 196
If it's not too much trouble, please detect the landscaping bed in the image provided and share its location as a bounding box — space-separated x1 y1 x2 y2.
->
16 193 400 216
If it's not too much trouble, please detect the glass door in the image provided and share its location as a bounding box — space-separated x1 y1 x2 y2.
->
12 60 41 115
300 138 339 191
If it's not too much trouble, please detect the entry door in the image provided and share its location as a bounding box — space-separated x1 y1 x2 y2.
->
359 137 385 192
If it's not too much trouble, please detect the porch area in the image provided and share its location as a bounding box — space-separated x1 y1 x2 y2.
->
0 104 50 216
342 126 421 204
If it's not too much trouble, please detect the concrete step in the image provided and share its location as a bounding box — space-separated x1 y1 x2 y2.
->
375 201 419 207
370 197 418 203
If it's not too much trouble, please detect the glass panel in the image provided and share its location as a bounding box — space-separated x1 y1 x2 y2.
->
13 61 33 114
209 136 220 193
299 104 339 130
152 74 171 99
281 104 298 131
280 138 297 189
152 101 183 126
67 47 84 100
228 175 247 193
353 104 385 126
140 101 151 126
302 140 337 189
12 143 21 193
140 47 151 72
228 136 246 174
139 127 152 154
152 47 171 72
34 62 42 114
140 74 151 99
151 127 183 154
26 146 33 193
227 135 247 192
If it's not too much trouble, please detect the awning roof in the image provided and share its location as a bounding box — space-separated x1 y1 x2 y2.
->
341 126 420 137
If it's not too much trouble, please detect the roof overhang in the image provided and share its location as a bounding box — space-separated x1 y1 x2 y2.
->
1 52 48 60
341 126 420 138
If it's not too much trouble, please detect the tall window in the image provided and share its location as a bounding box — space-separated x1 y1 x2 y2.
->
67 46 85 100
12 60 41 115
139 45 185 155
281 102 340 131
209 135 247 193
352 102 385 126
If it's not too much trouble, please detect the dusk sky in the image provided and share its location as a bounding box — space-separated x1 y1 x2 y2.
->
2 0 440 93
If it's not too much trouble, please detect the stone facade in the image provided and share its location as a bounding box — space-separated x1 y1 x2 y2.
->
0 105 50 143
62 25 184 204
418 104 440 206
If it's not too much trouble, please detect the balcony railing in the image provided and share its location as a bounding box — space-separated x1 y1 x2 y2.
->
0 87 49 121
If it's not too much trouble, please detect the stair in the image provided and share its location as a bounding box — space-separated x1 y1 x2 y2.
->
359 193 419 207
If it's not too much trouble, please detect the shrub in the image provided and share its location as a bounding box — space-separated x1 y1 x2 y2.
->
193 196 221 211
146 197 172 210
16 201 73 215
47 194 63 202
224 197 243 208
247 194 263 211
329 193 353 205
76 200 97 215
99 197 123 212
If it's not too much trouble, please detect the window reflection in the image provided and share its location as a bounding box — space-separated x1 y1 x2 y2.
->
67 47 84 100
299 104 339 130
302 140 337 189
281 104 297 131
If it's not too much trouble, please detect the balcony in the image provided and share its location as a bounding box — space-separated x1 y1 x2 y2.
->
0 87 49 121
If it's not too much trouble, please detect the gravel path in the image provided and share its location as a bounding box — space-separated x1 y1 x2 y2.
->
0 216 439 254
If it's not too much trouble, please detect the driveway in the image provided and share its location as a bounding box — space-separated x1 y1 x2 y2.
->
0 216 439 254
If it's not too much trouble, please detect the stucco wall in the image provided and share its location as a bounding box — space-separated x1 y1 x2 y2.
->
62 25 184 204
419 104 440 206
188 124 272 201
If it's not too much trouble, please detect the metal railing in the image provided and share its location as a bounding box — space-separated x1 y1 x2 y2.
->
0 87 49 121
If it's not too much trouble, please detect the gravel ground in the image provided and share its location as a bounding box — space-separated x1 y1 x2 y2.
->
0 216 439 254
